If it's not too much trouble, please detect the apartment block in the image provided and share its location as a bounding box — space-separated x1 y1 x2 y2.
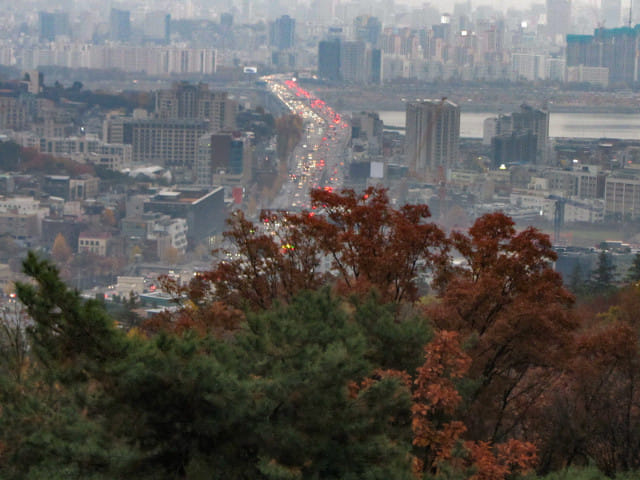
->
405 99 460 177
604 171 640 218
155 83 236 131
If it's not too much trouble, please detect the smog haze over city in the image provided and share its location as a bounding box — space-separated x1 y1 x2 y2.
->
6 0 640 478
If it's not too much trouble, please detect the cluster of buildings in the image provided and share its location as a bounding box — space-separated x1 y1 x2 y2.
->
344 101 640 230
18 43 218 76
3 81 248 186
0 0 638 87
0 77 266 280
314 12 630 86
566 26 640 87
0 172 225 266
403 101 549 179
2 9 218 75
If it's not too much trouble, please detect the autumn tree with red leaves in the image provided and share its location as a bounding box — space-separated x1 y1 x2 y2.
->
532 284 640 476
206 186 447 310
204 209 325 310
411 330 537 479
307 186 447 303
427 212 577 444
412 330 471 473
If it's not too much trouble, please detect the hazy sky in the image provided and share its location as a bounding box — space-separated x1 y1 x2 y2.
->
401 0 631 13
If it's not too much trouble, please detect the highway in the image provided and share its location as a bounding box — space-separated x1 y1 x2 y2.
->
263 74 351 211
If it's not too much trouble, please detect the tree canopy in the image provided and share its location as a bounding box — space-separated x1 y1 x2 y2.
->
3 188 640 479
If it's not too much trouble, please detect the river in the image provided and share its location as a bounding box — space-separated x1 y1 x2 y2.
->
378 111 640 140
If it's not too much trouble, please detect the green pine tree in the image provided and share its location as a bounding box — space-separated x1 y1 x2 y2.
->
591 251 617 293
568 261 587 297
628 252 640 283
2 253 416 479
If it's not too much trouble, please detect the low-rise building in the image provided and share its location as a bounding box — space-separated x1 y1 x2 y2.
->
42 174 99 201
39 136 132 170
147 216 188 254
143 187 225 246
604 170 640 219
196 132 253 187
544 165 605 200
78 231 111 256
0 211 40 239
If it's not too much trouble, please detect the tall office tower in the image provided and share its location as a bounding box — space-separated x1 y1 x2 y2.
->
109 8 131 42
602 0 622 27
144 12 171 44
318 38 341 81
38 12 70 42
546 0 571 42
354 15 382 46
340 41 367 83
155 83 236 131
270 15 295 50
405 100 460 177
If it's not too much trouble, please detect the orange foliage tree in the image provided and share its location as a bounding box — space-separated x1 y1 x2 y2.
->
535 285 640 476
412 330 537 479
427 213 577 443
51 233 72 264
305 186 447 303
204 186 447 310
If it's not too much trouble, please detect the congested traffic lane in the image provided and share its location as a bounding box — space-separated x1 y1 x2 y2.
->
263 75 350 211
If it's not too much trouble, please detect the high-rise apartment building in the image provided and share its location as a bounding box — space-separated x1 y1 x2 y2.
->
484 105 549 164
512 104 549 163
155 83 236 131
270 15 295 50
109 9 131 43
405 100 460 177
491 132 538 168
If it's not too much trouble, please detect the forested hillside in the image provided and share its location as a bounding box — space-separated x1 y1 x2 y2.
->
1 187 639 479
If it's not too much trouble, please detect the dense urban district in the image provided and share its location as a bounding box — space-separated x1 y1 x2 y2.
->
5 0 640 478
